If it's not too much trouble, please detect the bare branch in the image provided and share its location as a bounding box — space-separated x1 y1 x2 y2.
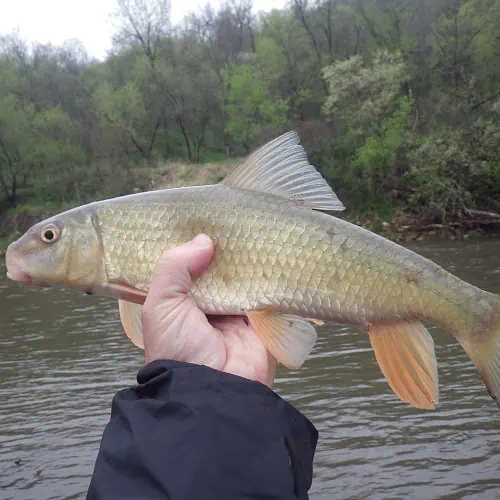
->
112 0 171 64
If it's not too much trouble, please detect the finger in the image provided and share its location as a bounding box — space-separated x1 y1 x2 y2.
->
142 235 223 367
148 234 214 302
215 317 277 387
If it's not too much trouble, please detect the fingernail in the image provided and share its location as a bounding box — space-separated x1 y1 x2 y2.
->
191 234 213 247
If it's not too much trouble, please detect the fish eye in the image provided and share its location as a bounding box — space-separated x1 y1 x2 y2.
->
40 226 59 244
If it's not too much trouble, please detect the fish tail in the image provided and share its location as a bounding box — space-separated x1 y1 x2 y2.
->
458 298 500 409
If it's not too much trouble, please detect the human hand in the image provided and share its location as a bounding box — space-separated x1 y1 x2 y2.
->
141 234 276 387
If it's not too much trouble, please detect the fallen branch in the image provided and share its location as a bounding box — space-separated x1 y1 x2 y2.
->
463 208 500 219
450 219 500 227
410 223 455 232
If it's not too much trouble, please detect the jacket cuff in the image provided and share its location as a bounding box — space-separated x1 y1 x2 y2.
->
136 359 318 495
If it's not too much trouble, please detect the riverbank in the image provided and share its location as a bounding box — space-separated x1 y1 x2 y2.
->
3 203 500 258
0 159 238 256
2 159 500 256
348 208 500 243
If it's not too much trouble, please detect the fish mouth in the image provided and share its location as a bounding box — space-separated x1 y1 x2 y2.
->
5 244 32 285
6 270 33 285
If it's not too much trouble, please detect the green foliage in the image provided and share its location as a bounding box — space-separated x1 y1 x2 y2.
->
353 96 413 188
323 50 409 133
322 51 414 199
1 0 500 228
224 64 289 150
405 117 500 218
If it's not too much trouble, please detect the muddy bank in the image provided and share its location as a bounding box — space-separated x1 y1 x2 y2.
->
350 209 500 242
2 204 500 258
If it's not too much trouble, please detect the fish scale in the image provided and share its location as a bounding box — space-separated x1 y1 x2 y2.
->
95 187 332 315
93 183 477 335
6 131 500 410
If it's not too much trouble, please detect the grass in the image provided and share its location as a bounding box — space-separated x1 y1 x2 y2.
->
0 158 241 251
344 197 400 221
151 158 239 189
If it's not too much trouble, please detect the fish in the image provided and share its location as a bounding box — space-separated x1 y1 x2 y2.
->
5 131 500 411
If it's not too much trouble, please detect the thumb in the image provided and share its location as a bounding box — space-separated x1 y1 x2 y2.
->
147 234 215 302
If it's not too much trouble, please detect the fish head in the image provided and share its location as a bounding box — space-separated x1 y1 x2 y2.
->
5 208 104 291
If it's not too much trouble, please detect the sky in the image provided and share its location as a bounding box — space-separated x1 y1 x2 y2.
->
0 0 286 60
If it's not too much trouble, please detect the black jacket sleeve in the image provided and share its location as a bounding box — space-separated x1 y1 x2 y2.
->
86 360 318 500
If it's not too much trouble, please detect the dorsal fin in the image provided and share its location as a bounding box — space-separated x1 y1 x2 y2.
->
222 131 345 211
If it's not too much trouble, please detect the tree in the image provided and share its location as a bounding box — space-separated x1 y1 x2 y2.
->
323 50 413 197
1 0 500 222
225 64 289 151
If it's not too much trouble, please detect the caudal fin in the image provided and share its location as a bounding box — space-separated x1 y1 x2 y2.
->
459 331 500 409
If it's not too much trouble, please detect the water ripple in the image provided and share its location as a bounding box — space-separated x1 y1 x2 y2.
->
2 239 500 499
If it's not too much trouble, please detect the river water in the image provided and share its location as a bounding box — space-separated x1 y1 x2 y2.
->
1 238 500 499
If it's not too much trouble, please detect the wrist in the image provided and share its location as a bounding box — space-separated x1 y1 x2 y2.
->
223 352 277 388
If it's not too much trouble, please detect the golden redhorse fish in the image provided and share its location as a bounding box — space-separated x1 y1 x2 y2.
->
6 132 500 410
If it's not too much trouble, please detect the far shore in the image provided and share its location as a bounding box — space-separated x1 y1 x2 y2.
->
2 203 500 259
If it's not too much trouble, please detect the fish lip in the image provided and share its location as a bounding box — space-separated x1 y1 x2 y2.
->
6 269 33 285
5 244 33 285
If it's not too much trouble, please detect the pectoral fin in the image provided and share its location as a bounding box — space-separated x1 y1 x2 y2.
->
108 280 147 305
119 299 144 349
368 322 439 410
247 308 317 369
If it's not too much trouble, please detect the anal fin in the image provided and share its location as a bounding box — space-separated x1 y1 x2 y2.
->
119 299 144 349
368 321 439 410
247 308 317 369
